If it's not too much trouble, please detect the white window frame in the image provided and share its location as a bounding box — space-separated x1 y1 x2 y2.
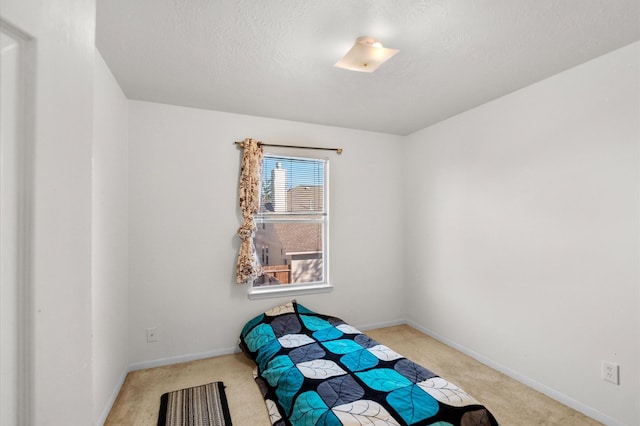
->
248 153 332 299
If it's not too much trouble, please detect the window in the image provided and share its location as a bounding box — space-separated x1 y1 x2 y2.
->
249 154 330 298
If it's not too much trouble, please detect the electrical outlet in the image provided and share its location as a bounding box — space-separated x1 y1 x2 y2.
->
146 327 158 343
602 361 619 385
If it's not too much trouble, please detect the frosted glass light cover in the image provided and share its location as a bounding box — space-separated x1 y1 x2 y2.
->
334 36 399 72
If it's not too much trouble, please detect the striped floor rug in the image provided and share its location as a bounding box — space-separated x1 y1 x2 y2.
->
158 382 232 426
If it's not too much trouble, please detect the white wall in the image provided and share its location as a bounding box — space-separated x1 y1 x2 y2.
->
127 101 405 366
404 42 639 425
1 0 96 424
92 51 129 424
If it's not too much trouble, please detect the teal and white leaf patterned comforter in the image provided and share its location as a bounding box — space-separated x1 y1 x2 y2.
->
239 301 499 426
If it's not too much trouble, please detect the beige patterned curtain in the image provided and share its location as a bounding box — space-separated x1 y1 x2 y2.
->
236 138 264 284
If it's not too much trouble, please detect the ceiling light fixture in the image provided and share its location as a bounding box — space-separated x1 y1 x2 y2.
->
334 36 399 73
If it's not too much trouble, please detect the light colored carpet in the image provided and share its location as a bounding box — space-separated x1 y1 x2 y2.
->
105 324 602 426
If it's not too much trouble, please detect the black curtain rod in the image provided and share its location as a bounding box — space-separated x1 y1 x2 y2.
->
234 141 342 154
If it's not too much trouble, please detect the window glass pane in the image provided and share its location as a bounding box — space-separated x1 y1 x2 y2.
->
253 222 324 286
260 156 325 214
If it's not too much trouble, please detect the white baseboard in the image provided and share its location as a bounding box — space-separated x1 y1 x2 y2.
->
405 320 622 426
127 346 238 372
357 318 406 331
127 320 403 373
96 369 128 426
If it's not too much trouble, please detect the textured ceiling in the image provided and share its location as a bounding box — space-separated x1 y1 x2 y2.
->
96 0 640 135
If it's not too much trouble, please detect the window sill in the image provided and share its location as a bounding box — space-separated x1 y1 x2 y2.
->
248 283 333 300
